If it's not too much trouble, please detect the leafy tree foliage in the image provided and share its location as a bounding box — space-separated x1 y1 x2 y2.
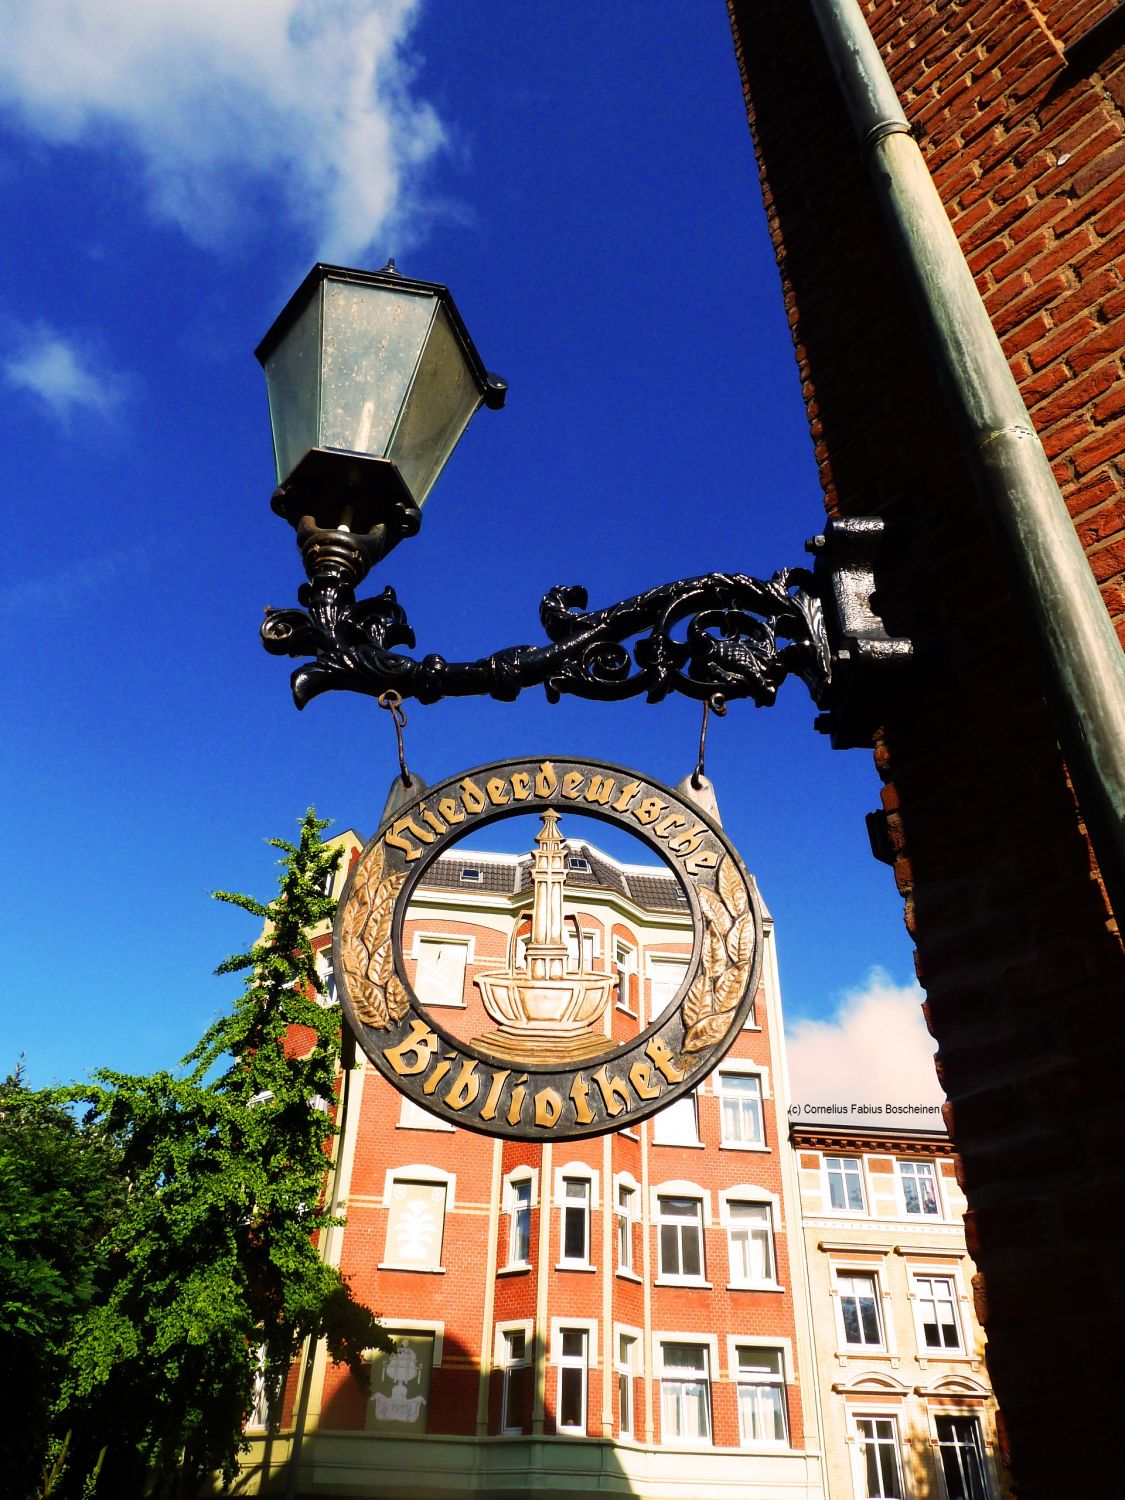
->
0 1067 122 1497
46 810 386 1497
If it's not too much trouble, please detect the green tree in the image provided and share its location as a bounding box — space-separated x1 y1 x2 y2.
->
0 1066 122 1497
53 809 386 1497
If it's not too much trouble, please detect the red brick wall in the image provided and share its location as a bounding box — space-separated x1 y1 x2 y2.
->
727 1 1125 1492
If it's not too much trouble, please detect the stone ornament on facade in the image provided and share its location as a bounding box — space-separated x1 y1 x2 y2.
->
335 756 763 1139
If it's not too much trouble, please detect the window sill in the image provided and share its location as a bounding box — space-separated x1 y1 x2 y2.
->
423 1000 466 1009
378 1263 446 1274
395 1122 455 1132
655 1277 712 1289
616 1268 643 1284
726 1281 785 1294
555 1262 597 1273
719 1141 770 1153
652 1139 705 1149
615 1003 638 1017
497 1263 531 1277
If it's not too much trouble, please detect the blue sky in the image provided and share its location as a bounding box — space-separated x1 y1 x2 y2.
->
0 0 932 1107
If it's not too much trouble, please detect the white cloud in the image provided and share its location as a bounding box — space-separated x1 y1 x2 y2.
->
785 969 944 1127
3 325 125 417
0 0 443 261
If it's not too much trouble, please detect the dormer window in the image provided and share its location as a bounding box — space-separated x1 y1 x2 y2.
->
459 867 484 885
567 855 590 872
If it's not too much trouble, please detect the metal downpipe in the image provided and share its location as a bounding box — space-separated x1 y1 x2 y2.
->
806 0 1125 926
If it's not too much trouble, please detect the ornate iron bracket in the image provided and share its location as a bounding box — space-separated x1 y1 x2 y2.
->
261 516 911 746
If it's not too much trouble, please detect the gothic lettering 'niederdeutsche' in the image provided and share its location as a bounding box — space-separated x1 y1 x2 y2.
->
334 757 763 1141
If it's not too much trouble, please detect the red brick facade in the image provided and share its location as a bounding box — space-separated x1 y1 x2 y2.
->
259 830 825 1497
727 2 1125 1492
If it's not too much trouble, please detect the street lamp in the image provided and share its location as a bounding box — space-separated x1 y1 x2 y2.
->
256 261 506 591
259 263 910 745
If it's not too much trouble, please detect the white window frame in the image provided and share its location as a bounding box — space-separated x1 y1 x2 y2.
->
246 1343 270 1431
502 1170 537 1270
565 926 597 974
851 1411 906 1499
614 1173 640 1276
910 1270 965 1355
834 1267 887 1351
494 1319 532 1435
314 945 338 1007
647 955 691 1023
714 1066 766 1148
408 933 473 1007
554 1163 598 1269
656 1335 717 1446
398 1094 456 1131
615 1324 642 1439
654 1184 710 1285
731 1341 790 1447
458 867 484 885
719 1189 780 1289
899 1157 942 1217
550 1318 597 1437
652 1088 701 1146
932 1410 991 1500
614 940 639 1015
825 1154 868 1213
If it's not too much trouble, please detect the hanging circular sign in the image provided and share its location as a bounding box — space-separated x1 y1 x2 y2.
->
334 757 763 1139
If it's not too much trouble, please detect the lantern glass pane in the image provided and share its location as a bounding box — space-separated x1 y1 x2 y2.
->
318 281 437 460
263 289 322 484
389 301 483 507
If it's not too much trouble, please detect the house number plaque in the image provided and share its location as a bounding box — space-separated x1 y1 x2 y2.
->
334 756 763 1139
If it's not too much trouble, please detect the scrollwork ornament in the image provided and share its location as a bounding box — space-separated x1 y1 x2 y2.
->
263 569 831 711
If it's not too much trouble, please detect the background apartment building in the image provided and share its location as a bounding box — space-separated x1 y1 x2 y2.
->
241 822 825 1498
791 1123 1008 1500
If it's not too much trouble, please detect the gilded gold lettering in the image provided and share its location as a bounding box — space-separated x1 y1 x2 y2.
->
384 1020 439 1076
612 780 642 812
561 771 585 800
385 819 427 861
628 1060 661 1099
569 1072 595 1125
686 850 720 876
506 1074 529 1126
645 1036 685 1084
632 796 666 826
534 1087 563 1127
479 1069 510 1121
486 777 510 806
592 1065 631 1117
584 775 616 805
460 779 486 814
444 1058 481 1111
420 806 447 837
511 772 531 801
421 1057 452 1095
654 812 687 838
437 797 465 825
667 823 706 857
535 762 558 798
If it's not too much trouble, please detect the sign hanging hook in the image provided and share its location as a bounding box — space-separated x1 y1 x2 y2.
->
692 693 727 790
378 690 413 789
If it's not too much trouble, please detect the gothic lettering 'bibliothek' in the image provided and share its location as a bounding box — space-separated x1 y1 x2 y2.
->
334 757 763 1140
